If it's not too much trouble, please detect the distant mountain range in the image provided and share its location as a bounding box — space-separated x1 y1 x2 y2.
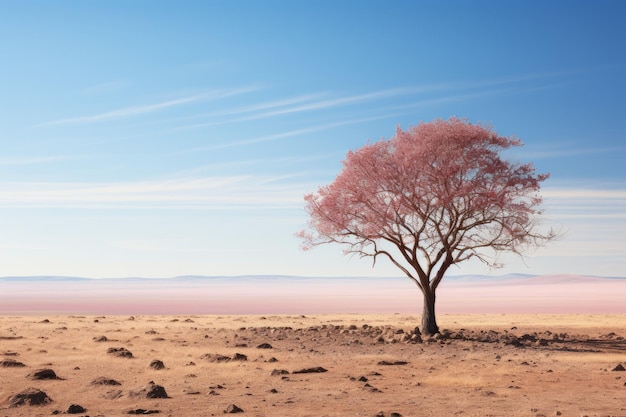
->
0 274 624 282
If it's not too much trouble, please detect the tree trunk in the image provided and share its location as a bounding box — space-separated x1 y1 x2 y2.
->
421 289 439 336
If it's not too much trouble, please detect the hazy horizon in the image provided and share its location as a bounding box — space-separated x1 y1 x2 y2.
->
1 273 623 315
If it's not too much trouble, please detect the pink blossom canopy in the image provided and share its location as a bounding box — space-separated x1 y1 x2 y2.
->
300 118 553 291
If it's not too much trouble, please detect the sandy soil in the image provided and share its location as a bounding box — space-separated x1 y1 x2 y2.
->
1 314 625 417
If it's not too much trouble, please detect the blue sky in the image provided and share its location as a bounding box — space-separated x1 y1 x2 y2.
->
0 0 625 278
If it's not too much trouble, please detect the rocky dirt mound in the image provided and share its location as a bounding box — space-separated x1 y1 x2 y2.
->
107 347 134 358
8 387 52 407
235 324 625 352
91 376 122 386
199 353 248 362
236 324 424 346
0 358 26 367
129 381 169 399
292 366 328 374
446 329 626 352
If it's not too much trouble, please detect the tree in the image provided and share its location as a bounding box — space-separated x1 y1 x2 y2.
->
298 118 556 335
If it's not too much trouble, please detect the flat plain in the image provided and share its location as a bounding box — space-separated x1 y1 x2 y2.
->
1 314 625 417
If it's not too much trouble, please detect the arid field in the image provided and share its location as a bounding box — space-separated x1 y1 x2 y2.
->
1 314 624 417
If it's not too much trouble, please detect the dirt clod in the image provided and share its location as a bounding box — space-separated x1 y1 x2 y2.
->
224 403 244 413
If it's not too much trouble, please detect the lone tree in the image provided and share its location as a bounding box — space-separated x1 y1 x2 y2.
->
299 118 555 335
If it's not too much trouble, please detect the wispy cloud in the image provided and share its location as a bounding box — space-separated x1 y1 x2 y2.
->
173 85 553 152
170 85 450 131
543 188 626 199
542 185 626 222
0 176 312 210
198 93 330 118
171 73 565 132
38 87 259 127
176 114 400 153
171 152 340 177
136 93 327 129
245 86 447 118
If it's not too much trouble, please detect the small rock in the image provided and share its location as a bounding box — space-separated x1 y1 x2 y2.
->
128 409 160 414
224 403 244 413
67 404 86 414
232 353 248 361
146 383 169 399
257 343 273 349
149 359 165 370
292 366 327 374
27 368 61 380
612 364 625 371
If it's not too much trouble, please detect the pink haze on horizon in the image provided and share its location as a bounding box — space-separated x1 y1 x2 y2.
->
0 275 622 315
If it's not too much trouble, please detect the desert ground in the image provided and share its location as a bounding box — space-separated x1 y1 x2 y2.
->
1 314 624 417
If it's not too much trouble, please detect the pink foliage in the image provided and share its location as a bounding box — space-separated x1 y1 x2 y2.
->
300 118 554 291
